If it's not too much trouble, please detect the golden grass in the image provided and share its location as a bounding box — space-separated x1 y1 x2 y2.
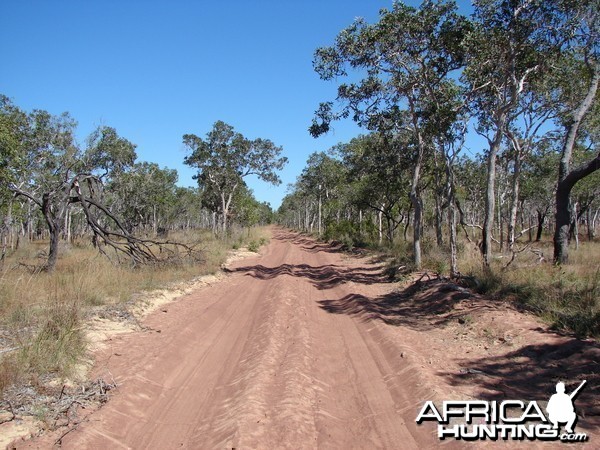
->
0 227 269 395
375 230 599 337
449 237 600 338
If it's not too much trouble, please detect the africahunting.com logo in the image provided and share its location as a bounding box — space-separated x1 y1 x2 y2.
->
416 380 588 442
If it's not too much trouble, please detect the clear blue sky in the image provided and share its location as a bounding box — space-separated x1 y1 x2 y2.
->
1 0 476 209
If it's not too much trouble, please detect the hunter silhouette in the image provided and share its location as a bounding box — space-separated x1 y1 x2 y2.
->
546 380 586 434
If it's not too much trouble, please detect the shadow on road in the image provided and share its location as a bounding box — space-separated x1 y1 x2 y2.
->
445 339 600 432
238 232 487 332
254 229 600 431
274 230 368 256
229 230 387 290
229 263 386 290
316 280 478 330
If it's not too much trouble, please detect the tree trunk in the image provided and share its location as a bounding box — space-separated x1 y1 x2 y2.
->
153 204 157 237
555 190 577 263
41 194 61 272
359 209 363 236
433 154 444 247
404 208 411 242
305 204 310 231
318 192 322 235
378 208 383 244
435 194 444 247
1 202 12 263
221 194 228 235
572 202 579 250
498 188 504 252
47 223 60 272
536 209 545 242
482 126 504 267
449 201 458 278
507 155 522 250
410 188 423 268
587 208 593 241
554 155 600 263
554 64 599 263
408 98 425 269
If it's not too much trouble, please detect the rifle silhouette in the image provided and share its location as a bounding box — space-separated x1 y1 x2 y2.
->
569 380 587 400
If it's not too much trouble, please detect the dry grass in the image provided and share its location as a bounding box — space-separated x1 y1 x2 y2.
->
309 223 598 338
0 227 269 397
370 230 599 338
449 237 600 338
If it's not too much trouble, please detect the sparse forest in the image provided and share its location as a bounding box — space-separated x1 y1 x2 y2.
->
0 102 281 271
279 0 599 334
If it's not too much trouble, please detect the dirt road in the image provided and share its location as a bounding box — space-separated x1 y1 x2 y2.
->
23 229 443 449
17 228 599 449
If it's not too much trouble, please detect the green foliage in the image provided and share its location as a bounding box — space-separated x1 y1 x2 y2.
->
247 240 260 252
85 126 137 178
183 121 286 232
310 0 470 136
232 185 274 228
0 95 28 203
108 162 178 231
323 220 360 250
506 268 600 338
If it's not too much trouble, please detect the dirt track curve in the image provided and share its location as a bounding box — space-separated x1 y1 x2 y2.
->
17 229 488 448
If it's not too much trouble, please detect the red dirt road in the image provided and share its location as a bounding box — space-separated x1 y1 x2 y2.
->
31 229 443 449
16 228 598 449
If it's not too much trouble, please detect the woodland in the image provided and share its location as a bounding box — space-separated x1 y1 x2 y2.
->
0 0 599 403
279 0 599 273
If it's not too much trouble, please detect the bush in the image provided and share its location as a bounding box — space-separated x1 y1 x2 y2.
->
466 263 600 338
247 240 260 252
323 220 366 249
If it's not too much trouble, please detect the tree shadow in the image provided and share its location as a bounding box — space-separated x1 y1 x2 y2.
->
443 340 600 432
273 230 368 257
317 280 480 330
315 276 600 433
229 263 387 290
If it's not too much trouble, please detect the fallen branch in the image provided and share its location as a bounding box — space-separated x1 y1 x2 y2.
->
71 179 204 267
503 243 532 270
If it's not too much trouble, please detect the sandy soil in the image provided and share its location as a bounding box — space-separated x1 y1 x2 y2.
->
8 228 599 449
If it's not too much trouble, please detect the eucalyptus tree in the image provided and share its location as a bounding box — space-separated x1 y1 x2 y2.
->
503 94 555 250
299 151 346 235
4 107 159 270
183 121 287 235
232 185 274 230
0 96 28 259
310 0 470 268
0 96 27 199
7 108 81 270
519 144 559 242
569 146 600 243
169 187 205 230
338 133 412 244
463 0 554 266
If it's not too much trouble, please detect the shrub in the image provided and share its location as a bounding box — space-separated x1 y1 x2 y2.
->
247 240 260 252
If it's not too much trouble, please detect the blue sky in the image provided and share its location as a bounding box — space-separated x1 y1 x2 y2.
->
1 0 476 209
